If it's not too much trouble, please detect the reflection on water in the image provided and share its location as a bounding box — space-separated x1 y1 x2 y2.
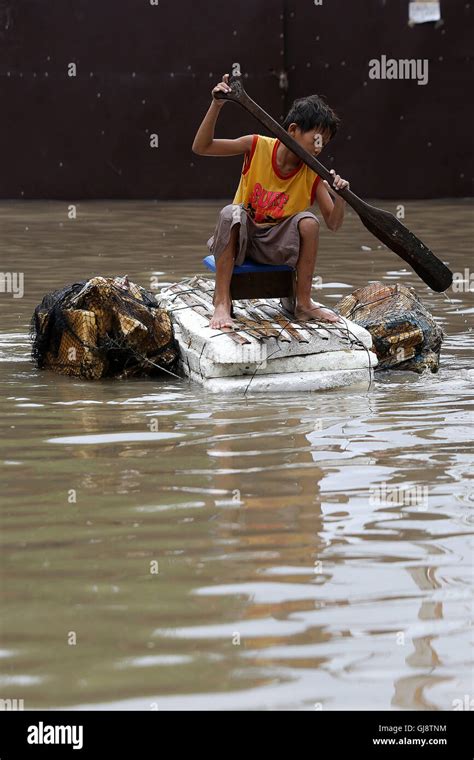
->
0 200 472 710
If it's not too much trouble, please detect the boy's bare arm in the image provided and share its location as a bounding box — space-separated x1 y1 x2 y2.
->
315 169 349 232
192 74 253 156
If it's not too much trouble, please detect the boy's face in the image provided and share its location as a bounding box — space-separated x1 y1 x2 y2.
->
288 124 331 156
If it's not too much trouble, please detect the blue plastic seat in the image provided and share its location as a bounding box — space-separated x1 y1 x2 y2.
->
203 254 293 275
203 254 296 305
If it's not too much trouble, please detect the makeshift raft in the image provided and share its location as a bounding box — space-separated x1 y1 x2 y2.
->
156 276 378 393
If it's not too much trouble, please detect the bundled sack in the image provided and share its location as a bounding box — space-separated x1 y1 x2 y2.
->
336 282 444 373
31 275 178 379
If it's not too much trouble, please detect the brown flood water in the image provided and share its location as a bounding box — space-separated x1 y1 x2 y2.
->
0 199 473 711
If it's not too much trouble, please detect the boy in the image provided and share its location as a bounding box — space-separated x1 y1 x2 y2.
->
192 74 350 329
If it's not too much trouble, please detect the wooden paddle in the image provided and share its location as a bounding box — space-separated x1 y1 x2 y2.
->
214 74 453 293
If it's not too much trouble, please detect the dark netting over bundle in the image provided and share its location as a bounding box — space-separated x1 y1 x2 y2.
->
31 276 179 379
336 282 444 373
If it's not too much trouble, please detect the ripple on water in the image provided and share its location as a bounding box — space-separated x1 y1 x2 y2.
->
47 432 184 444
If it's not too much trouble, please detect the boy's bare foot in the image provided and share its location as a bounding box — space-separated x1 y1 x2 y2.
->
210 303 234 329
295 299 343 324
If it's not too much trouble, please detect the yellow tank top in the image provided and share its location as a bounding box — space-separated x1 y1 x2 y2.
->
233 134 320 225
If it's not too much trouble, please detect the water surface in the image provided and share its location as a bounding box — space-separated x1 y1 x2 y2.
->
0 199 473 710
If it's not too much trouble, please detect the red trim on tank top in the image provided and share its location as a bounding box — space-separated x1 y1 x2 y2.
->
310 175 321 205
242 134 259 176
272 139 303 179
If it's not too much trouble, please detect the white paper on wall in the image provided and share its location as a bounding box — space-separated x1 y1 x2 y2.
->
409 2 441 24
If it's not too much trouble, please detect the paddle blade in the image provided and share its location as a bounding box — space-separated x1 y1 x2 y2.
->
359 205 452 292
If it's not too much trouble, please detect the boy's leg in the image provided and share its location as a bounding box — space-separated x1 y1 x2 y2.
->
210 224 239 329
294 217 342 323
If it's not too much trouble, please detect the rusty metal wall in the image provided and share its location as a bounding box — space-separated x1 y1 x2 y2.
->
0 0 472 200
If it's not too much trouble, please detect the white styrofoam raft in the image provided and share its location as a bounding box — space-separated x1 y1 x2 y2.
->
176 328 376 378
156 281 378 391
185 366 374 393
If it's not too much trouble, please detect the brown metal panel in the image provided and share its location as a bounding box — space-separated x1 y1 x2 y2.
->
0 0 471 199
0 0 284 199
284 0 473 198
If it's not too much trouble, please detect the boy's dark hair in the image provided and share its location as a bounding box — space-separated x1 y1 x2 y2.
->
282 94 340 138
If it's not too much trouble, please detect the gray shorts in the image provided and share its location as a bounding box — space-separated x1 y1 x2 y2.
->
207 204 319 269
